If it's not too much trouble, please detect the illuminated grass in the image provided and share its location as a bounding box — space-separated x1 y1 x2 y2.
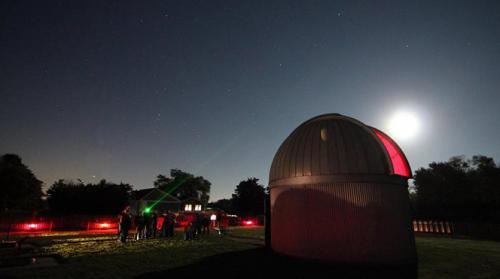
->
1 233 255 279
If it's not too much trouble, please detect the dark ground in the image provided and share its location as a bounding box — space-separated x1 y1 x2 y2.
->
136 247 417 279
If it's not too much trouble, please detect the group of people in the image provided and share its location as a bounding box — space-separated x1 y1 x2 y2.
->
134 211 176 240
118 206 176 243
183 213 211 240
118 206 227 243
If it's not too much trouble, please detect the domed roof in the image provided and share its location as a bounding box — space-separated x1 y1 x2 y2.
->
269 113 411 184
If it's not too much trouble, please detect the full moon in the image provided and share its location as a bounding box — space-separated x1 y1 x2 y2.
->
387 111 420 141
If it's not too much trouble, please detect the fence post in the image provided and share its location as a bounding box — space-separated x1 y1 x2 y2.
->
445 222 451 234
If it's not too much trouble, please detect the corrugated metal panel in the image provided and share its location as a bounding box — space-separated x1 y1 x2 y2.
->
271 182 416 263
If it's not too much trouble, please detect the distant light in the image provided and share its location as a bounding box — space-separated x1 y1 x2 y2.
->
243 220 254 226
388 111 419 141
99 223 110 229
21 222 45 231
210 214 217 221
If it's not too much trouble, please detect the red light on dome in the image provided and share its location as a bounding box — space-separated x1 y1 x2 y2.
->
373 128 411 177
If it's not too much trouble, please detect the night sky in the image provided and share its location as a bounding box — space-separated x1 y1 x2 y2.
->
2 1 500 201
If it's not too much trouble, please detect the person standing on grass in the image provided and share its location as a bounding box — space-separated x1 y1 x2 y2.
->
194 213 203 236
218 212 228 236
150 212 158 238
162 211 175 238
168 212 176 237
201 214 210 235
160 211 167 237
216 211 225 236
142 210 151 239
118 206 131 243
135 212 145 240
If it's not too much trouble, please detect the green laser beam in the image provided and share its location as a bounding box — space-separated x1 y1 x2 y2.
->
143 131 242 213
146 177 189 212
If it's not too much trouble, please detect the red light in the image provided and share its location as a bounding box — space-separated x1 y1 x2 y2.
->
373 128 411 177
99 223 110 229
19 222 46 231
243 220 254 226
89 221 117 230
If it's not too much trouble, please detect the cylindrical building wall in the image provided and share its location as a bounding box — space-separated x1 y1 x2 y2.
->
271 179 415 263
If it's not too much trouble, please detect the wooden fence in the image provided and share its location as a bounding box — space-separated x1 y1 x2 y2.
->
412 220 454 234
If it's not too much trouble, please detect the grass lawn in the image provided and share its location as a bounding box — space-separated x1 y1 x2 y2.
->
226 226 265 240
1 227 500 278
0 231 255 279
417 234 500 279
228 228 500 279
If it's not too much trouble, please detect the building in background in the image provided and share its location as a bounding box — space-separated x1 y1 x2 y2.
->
130 188 181 215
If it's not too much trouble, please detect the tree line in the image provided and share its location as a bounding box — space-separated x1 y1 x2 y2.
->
3 152 500 221
413 155 500 222
0 153 266 216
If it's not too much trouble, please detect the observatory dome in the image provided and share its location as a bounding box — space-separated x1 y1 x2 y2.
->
270 113 411 185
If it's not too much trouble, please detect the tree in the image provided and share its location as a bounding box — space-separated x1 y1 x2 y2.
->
414 155 500 222
154 169 211 205
0 154 43 211
47 179 132 214
231 178 265 217
208 198 233 213
467 155 500 221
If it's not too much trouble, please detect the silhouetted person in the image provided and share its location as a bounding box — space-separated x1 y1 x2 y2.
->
160 211 175 238
217 212 227 236
142 211 151 238
118 206 131 243
193 213 203 237
166 212 175 237
201 214 210 235
160 212 167 237
149 213 158 238
184 221 195 240
216 211 225 236
135 213 145 240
